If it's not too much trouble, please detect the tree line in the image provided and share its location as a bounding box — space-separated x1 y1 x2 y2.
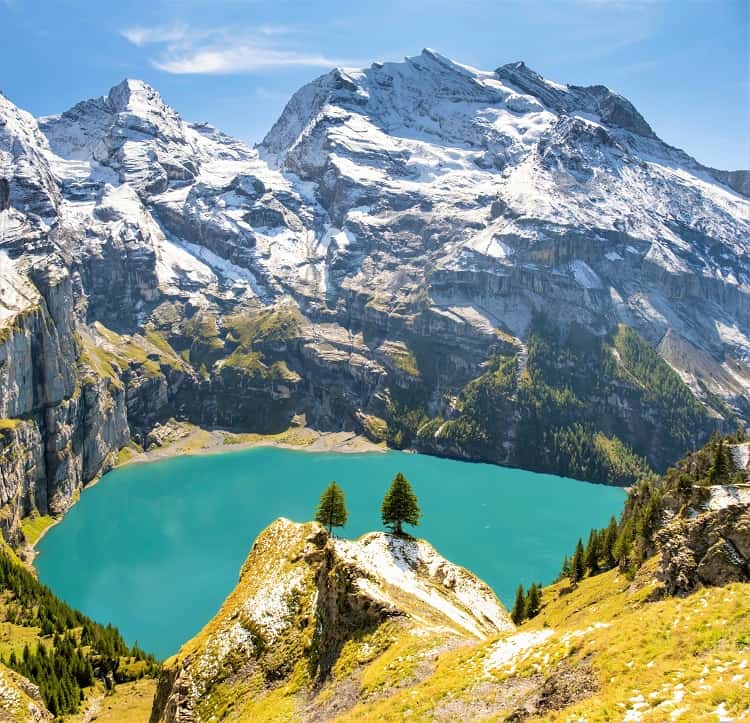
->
314 472 421 536
508 431 748 627
510 582 542 625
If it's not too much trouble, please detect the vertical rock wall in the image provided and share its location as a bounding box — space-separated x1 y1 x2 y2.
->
0 264 130 544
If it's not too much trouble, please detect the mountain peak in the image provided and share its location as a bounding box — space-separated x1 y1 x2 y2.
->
106 78 176 118
495 59 558 87
110 77 153 93
405 47 490 80
495 60 654 138
417 47 456 65
498 59 532 74
262 49 661 173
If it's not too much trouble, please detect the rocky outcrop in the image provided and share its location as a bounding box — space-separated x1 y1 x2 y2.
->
0 662 52 721
657 503 750 595
708 168 750 198
150 519 512 723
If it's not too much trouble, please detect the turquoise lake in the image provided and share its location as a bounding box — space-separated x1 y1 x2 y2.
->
35 447 625 659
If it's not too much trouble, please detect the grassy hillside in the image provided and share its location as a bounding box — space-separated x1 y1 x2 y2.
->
146 432 749 722
147 542 749 722
332 563 749 721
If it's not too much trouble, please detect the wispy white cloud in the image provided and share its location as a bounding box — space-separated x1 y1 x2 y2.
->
121 23 361 74
154 45 356 74
121 23 192 47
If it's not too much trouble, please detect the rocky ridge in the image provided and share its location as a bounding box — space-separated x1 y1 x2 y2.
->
0 663 51 722
148 509 750 722
149 518 512 722
1 51 749 544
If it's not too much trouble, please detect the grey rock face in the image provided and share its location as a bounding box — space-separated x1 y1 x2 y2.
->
708 168 750 197
0 177 9 211
0 420 45 546
657 504 750 594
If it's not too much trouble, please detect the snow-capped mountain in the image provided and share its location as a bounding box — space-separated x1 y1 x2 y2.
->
0 51 749 538
260 51 749 361
10 51 746 362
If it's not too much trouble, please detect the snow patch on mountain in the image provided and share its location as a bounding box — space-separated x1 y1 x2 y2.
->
0 248 39 323
334 532 513 639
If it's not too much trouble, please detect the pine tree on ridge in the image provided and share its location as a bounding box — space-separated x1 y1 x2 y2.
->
571 538 585 584
315 481 348 535
511 584 526 625
381 472 421 536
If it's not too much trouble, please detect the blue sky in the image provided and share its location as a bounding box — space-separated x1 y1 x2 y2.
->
1 0 747 169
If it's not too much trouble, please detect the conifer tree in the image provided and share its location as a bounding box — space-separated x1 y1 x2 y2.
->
511 584 526 624
708 439 731 485
525 583 541 619
381 472 421 535
314 481 348 534
602 516 618 569
560 555 571 580
571 538 585 584
584 529 599 575
0 546 158 716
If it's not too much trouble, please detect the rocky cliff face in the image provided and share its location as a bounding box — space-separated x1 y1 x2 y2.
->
0 256 131 543
1 52 749 543
149 518 512 722
0 662 51 722
658 491 750 594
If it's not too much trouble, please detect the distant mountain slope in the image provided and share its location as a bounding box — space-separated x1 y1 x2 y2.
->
1 51 749 545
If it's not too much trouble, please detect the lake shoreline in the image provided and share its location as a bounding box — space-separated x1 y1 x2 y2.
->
116 422 387 469
34 442 626 659
23 424 383 562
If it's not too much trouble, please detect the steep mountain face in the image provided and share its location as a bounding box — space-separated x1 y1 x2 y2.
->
259 52 748 343
150 518 512 722
1 51 749 542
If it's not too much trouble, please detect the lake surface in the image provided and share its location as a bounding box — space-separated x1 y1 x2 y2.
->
36 447 624 659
